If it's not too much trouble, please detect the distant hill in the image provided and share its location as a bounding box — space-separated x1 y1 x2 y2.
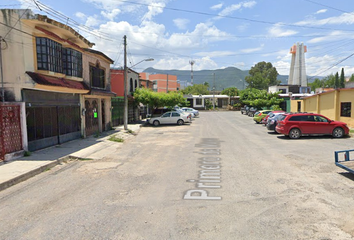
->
142 67 316 91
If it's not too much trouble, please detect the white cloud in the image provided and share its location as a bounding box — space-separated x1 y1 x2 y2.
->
75 12 86 21
315 9 327 14
194 51 237 58
85 15 101 27
101 9 121 21
173 18 189 30
308 30 350 43
296 12 354 26
211 3 223 10
268 24 298 37
218 1 256 17
142 2 165 21
241 44 264 53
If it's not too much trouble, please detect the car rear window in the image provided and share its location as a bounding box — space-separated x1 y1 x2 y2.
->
278 114 287 121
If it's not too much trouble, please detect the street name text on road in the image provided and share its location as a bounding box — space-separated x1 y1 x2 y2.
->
183 138 222 200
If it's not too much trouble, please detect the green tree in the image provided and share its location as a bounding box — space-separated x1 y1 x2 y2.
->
134 88 188 113
245 61 281 90
350 74 354 82
180 84 209 95
340 68 345 88
221 87 238 97
308 78 324 91
239 88 283 109
334 72 339 89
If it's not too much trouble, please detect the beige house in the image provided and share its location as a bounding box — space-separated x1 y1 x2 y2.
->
0 9 114 152
291 88 354 128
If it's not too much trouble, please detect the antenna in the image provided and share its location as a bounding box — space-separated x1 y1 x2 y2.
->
189 60 195 85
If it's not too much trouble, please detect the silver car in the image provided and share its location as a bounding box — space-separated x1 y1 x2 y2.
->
181 107 199 117
149 111 191 126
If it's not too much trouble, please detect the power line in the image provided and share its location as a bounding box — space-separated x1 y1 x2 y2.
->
116 0 354 32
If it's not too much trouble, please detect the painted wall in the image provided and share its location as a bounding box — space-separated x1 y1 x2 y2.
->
294 89 354 128
338 90 354 127
318 92 335 120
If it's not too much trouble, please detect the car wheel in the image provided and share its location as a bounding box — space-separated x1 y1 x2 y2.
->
289 128 301 139
153 120 160 126
177 119 184 125
332 127 344 138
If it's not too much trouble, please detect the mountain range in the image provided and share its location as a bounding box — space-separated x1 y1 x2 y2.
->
143 67 289 91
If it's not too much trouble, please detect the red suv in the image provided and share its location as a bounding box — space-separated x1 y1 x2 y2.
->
275 113 349 139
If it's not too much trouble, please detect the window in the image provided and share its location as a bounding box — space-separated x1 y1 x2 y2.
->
130 78 133 93
196 98 202 105
341 102 351 117
36 37 62 73
63 48 82 77
289 115 310 121
171 112 180 117
90 64 105 89
162 112 170 118
36 37 83 77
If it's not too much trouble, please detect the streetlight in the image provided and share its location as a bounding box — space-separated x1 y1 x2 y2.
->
124 57 154 130
130 58 154 69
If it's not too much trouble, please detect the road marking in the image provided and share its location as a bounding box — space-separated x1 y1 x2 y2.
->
183 138 222 200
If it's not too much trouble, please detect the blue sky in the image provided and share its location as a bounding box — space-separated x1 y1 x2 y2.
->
4 0 354 77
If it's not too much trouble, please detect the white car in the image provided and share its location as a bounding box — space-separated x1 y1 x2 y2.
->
181 107 199 117
149 111 191 126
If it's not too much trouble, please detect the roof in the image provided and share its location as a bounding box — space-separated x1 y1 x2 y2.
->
26 71 89 91
84 49 114 64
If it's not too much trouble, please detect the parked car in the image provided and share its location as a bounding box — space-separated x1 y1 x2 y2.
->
248 107 258 117
149 111 191 126
266 113 285 132
240 105 249 115
275 113 349 139
174 108 193 119
181 107 199 117
262 110 286 126
253 110 272 123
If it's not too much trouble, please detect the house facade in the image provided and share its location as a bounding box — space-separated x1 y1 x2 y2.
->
0 9 113 153
110 68 140 125
291 88 354 128
140 73 180 92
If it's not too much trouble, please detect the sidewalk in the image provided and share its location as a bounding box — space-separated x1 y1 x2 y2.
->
0 123 144 192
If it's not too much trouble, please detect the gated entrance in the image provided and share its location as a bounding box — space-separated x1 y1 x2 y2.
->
0 103 23 162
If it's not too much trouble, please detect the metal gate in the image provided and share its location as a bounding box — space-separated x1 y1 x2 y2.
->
0 104 22 161
85 99 99 136
111 97 124 127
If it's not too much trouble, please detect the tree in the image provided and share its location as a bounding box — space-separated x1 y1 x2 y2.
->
335 72 339 89
180 84 209 95
245 61 281 90
308 78 324 91
340 68 345 88
350 74 354 82
239 88 283 109
221 87 238 97
134 88 188 114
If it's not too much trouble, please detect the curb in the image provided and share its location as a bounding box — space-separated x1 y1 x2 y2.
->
0 156 70 192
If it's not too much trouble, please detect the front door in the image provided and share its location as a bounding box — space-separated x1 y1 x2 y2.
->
85 99 99 136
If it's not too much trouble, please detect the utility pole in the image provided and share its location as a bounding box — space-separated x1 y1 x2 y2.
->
213 73 215 110
166 74 168 93
0 36 4 102
123 35 128 130
189 60 195 85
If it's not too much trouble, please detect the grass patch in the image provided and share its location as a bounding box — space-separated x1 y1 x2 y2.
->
126 129 135 134
24 151 31 157
350 129 354 134
78 158 94 161
108 135 124 143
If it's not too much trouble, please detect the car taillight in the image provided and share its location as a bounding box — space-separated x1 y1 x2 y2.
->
258 113 262 116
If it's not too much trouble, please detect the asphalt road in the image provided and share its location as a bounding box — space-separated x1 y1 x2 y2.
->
1 111 354 240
